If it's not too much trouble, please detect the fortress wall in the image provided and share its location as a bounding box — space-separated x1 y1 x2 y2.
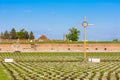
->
0 44 120 52
0 44 31 51
35 44 120 51
0 44 13 51
20 44 31 51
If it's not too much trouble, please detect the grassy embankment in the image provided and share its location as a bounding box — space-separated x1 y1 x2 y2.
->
0 41 120 44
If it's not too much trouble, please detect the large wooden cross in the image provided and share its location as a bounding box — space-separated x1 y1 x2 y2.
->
78 16 94 59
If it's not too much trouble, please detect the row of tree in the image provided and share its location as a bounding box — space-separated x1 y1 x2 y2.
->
0 27 79 41
0 28 34 39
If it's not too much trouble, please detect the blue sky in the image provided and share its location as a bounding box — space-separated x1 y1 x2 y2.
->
0 0 120 41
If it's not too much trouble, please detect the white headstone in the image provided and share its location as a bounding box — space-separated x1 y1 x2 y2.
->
88 58 100 63
4 58 14 62
88 58 92 62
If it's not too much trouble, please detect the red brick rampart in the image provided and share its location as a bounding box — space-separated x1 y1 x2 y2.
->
0 44 120 52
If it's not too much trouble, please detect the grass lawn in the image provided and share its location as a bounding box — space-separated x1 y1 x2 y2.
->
0 52 119 80
0 64 8 80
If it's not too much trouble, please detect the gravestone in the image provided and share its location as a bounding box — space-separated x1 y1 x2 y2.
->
88 58 100 63
4 58 13 62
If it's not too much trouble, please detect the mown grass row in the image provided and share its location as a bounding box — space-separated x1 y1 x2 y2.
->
0 52 120 80
0 64 9 80
0 52 120 62
1 62 120 80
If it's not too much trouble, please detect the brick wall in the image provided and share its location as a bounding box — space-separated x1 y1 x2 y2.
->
0 44 120 52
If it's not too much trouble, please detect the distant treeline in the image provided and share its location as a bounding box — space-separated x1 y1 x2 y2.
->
0 28 34 39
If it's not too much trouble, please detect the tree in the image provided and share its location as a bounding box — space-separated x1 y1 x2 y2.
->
113 39 119 42
0 32 4 39
0 28 35 40
24 31 29 39
29 31 34 39
4 30 10 39
16 31 23 39
16 29 29 39
10 28 16 39
66 27 80 41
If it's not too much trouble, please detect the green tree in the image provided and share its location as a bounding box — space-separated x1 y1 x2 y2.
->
16 29 29 39
29 31 34 39
4 30 10 39
16 29 25 39
1 28 35 40
10 28 16 39
66 27 80 41
16 32 22 39
24 31 29 39
113 39 119 42
0 32 4 39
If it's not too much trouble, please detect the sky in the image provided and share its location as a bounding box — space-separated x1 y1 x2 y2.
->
0 0 120 41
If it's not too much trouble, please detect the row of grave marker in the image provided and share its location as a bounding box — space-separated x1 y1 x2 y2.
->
4 58 100 63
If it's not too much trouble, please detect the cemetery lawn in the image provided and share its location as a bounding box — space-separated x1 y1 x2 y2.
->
0 52 120 80
0 64 8 80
